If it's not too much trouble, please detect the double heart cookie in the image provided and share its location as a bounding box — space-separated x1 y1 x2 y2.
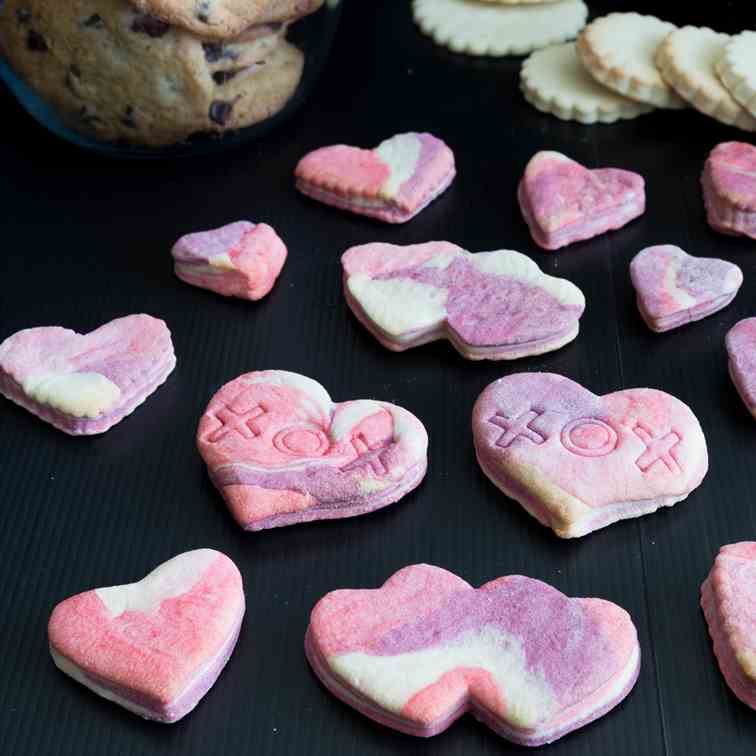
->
702 543 756 710
726 318 756 419
630 245 742 333
0 314 175 435
294 132 455 223
306 564 640 746
48 549 244 723
342 241 585 360
473 373 708 537
197 371 428 531
702 142 756 239
518 151 645 250
172 221 287 301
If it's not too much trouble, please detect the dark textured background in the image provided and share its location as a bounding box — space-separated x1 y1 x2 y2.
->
2 2 756 754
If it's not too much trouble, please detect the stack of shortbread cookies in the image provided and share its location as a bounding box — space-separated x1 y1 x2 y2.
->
520 12 756 130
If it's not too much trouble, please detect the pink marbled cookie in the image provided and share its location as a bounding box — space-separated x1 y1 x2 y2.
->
702 543 756 709
726 318 756 419
172 221 287 300
629 245 742 332
702 142 756 239
473 372 708 537
518 151 645 250
294 132 455 223
342 242 585 360
48 549 244 723
306 564 640 746
0 314 175 436
197 371 428 531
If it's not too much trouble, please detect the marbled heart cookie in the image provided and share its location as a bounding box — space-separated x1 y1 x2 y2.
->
306 564 640 745
0 314 175 435
518 151 645 250
295 132 456 223
342 241 585 360
726 318 756 419
630 245 742 333
473 372 708 537
198 371 428 530
702 142 756 239
172 221 287 300
49 549 244 722
702 543 756 710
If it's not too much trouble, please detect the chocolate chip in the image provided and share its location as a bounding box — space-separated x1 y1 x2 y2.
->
121 106 137 129
131 14 170 38
209 100 234 126
79 107 100 127
70 64 81 78
202 43 223 63
212 70 239 85
196 1 211 23
83 14 104 29
16 9 31 24
26 30 47 52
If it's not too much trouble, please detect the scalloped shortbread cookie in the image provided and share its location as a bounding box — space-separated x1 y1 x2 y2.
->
521 43 654 124
412 0 587 58
716 32 756 120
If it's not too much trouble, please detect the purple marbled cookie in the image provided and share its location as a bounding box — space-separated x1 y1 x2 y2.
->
630 244 742 332
342 241 585 360
726 318 756 419
306 564 640 746
0 314 175 435
702 142 756 239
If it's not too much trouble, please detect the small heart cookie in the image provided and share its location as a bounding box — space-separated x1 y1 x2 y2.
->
0 314 175 435
342 241 585 360
473 372 708 537
726 318 756 419
197 371 428 530
518 151 646 250
702 142 756 240
306 564 640 746
702 543 756 709
295 132 455 223
48 549 244 723
630 245 742 332
172 221 287 300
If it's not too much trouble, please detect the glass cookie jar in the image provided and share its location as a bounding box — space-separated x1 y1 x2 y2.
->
0 0 342 157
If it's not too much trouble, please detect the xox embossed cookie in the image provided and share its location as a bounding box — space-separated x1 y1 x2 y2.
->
172 221 287 300
630 245 742 333
726 318 756 419
198 371 428 530
0 314 175 435
702 142 756 239
518 151 645 250
342 241 585 360
306 564 640 746
48 549 244 722
295 132 455 223
473 372 708 537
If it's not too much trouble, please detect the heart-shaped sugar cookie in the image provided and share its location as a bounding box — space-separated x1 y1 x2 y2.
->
48 549 244 723
342 241 585 360
518 151 645 250
295 133 455 223
726 318 756 419
702 142 756 239
630 245 742 332
0 314 175 435
306 564 639 746
197 371 428 531
473 372 708 537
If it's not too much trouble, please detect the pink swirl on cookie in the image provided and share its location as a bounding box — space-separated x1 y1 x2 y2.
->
306 564 640 746
342 242 585 360
702 142 756 239
726 318 756 419
197 371 428 530
48 549 245 723
518 151 645 250
630 244 742 332
295 133 456 223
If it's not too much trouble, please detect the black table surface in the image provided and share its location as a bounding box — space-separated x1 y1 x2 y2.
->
2 2 756 755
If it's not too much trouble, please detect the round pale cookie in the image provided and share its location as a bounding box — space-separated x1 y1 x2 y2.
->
412 0 588 57
477 0 563 4
656 27 756 132
577 13 686 109
521 43 655 124
716 32 756 120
